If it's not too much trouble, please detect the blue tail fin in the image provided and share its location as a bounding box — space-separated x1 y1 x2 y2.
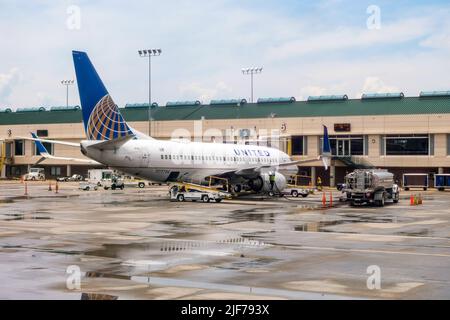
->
321 125 331 170
31 132 49 155
323 125 331 154
72 51 133 141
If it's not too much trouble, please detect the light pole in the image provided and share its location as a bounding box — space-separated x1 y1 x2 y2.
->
138 48 162 136
241 67 263 103
61 80 74 108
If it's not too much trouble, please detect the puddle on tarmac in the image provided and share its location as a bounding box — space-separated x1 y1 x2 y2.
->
3 213 52 221
215 257 279 271
81 292 118 300
229 208 276 223
294 214 402 233
395 229 430 237
0 196 29 203
129 275 354 299
1 209 52 221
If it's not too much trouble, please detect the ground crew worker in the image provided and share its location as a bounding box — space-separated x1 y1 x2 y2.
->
269 172 276 190
317 176 322 191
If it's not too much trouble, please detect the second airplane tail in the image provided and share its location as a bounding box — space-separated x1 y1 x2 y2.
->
321 125 331 170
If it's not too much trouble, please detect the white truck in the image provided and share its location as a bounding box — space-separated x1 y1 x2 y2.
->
24 168 45 181
88 169 113 186
103 175 125 190
342 169 399 207
281 186 310 198
169 185 226 203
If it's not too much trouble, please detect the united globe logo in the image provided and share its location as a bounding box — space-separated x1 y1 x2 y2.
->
86 95 133 140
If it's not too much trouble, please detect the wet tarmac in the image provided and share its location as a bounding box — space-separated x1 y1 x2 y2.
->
0 181 450 299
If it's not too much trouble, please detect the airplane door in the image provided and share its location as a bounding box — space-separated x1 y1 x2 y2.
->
141 153 151 168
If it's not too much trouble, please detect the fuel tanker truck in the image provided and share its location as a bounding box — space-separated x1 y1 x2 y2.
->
342 169 399 207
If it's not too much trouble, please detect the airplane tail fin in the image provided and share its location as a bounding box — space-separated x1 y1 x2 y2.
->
31 132 49 155
321 125 331 170
31 132 49 165
72 51 134 141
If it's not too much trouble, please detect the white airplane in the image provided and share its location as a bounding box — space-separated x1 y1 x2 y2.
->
25 51 331 195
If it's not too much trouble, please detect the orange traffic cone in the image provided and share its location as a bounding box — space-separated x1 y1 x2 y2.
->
322 192 327 207
48 181 52 191
410 194 414 206
55 181 59 194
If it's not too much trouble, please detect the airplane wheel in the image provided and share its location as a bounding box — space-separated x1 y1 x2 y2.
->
233 185 242 193
177 194 185 202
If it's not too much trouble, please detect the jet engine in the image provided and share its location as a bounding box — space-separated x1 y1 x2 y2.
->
248 172 287 193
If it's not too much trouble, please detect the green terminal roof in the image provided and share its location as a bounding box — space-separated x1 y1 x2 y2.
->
1 96 450 125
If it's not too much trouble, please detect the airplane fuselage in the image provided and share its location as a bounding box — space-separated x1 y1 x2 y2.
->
81 139 297 185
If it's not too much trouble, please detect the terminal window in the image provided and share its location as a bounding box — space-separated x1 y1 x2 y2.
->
14 139 24 156
385 135 429 155
51 167 61 176
36 130 48 137
327 135 365 156
291 136 305 155
447 134 450 155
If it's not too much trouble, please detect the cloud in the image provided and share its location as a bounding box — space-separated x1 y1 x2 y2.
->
179 81 234 102
420 33 450 50
0 1 450 109
297 85 328 100
266 17 435 60
0 68 21 105
357 76 400 98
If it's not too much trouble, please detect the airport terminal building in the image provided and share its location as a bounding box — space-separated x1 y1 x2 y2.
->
1 91 450 186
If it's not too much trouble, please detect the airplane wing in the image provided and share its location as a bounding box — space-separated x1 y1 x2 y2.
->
85 135 135 150
18 136 80 147
29 133 100 165
221 157 321 179
209 125 332 180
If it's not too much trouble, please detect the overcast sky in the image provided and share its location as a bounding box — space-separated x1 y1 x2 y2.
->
1 0 450 109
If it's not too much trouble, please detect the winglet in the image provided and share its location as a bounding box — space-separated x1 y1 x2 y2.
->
321 125 331 170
